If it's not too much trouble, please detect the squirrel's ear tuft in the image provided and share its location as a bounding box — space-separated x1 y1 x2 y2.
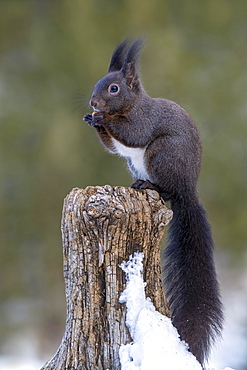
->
108 38 130 72
122 38 144 88
123 37 144 66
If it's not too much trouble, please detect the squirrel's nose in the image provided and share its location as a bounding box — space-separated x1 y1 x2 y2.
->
90 96 98 109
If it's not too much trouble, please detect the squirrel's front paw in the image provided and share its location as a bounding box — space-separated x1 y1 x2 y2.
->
83 113 93 126
91 111 105 126
83 112 105 127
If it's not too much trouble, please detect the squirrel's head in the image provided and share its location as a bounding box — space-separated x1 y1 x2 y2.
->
90 38 144 116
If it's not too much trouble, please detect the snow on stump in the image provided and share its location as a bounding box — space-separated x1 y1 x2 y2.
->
41 186 172 370
119 252 202 370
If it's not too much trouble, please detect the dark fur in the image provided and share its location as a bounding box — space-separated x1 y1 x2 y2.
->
108 38 130 72
83 39 223 365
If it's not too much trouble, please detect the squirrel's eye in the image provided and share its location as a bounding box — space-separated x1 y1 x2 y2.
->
109 84 120 95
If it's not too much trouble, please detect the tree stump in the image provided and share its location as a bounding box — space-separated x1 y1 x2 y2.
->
41 185 172 370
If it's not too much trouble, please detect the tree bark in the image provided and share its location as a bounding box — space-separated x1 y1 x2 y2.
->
41 185 172 370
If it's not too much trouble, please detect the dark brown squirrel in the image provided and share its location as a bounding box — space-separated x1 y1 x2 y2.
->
83 38 223 366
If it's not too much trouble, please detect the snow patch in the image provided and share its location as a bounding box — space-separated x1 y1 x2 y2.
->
119 252 235 370
119 252 201 370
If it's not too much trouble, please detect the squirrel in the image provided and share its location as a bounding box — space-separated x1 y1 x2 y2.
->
83 38 223 366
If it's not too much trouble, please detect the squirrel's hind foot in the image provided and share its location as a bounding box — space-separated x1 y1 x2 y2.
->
131 180 172 202
131 179 160 192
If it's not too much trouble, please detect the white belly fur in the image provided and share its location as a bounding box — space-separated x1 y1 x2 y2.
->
112 138 149 181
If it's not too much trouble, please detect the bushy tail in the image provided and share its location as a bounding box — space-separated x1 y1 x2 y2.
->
163 195 223 365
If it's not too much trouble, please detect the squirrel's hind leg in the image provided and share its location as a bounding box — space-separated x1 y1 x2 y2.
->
131 179 159 191
131 180 171 201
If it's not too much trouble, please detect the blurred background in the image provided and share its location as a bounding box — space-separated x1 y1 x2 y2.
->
0 0 247 369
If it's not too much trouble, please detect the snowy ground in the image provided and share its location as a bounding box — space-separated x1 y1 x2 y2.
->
0 356 43 370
